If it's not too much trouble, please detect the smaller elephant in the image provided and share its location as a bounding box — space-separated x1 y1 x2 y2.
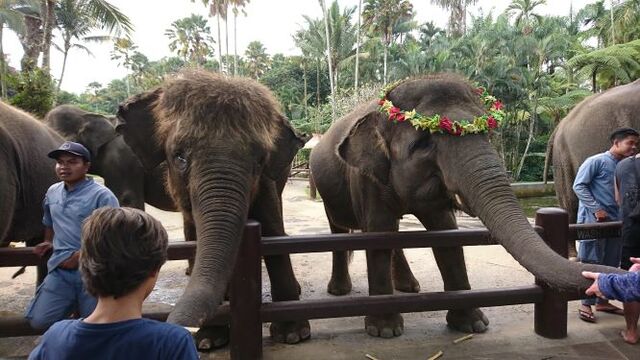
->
1 101 63 284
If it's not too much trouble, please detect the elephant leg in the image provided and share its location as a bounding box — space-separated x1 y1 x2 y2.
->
183 213 196 276
391 249 420 293
362 215 404 338
418 210 489 333
327 221 353 296
264 255 310 343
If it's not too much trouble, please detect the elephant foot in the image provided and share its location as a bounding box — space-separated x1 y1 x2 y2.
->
327 275 352 296
392 273 420 293
446 308 489 333
194 325 229 351
270 320 311 344
365 314 404 338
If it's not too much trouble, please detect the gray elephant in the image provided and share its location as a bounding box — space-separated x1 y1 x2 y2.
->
0 101 63 284
44 105 174 211
547 79 640 257
309 74 622 338
115 70 308 348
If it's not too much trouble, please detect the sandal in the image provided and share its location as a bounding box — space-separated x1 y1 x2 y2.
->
596 305 624 315
578 308 596 323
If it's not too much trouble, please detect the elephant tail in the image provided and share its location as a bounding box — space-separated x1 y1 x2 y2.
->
543 128 556 184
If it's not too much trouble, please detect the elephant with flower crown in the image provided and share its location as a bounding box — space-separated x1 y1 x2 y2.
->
309 74 624 338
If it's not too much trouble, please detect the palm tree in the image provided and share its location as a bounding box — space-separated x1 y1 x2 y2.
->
429 0 478 37
244 40 268 79
507 0 546 34
319 0 336 120
54 0 132 92
362 0 413 84
0 0 32 97
354 0 361 91
577 0 610 47
165 14 215 66
229 0 248 76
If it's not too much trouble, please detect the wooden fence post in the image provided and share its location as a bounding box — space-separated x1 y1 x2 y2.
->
534 207 568 339
231 220 263 359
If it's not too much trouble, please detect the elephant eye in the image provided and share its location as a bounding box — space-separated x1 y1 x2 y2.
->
174 153 188 171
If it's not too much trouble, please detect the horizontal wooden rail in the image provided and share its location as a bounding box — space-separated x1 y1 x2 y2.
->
568 221 622 241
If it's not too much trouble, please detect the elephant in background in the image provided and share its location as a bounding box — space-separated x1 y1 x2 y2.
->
44 105 174 210
0 101 63 284
116 70 308 349
309 74 624 338
546 79 640 257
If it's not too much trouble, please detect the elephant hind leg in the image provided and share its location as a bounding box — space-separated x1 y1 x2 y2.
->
327 222 353 295
391 249 420 293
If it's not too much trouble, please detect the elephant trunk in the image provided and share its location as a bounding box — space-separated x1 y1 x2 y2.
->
167 161 252 326
440 135 624 292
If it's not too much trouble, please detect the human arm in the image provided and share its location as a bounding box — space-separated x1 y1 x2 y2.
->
582 258 640 302
33 227 54 257
573 157 608 221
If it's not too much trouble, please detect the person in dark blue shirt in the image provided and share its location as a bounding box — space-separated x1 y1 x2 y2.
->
25 141 119 330
573 128 639 323
583 257 640 344
29 207 198 360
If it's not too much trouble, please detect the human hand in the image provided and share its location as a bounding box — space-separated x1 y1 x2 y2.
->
629 257 640 272
59 251 80 270
33 242 53 258
582 271 605 298
594 209 608 222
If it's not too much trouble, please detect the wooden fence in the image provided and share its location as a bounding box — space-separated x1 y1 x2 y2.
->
0 208 623 359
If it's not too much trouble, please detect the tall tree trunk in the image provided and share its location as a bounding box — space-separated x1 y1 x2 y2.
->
233 8 238 76
41 0 55 72
592 69 597 92
224 8 229 71
217 14 223 73
20 15 43 73
383 42 388 85
320 0 336 122
57 43 71 93
0 24 6 98
302 59 308 119
354 0 361 92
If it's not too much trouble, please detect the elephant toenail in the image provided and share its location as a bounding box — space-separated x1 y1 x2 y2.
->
286 333 300 344
380 328 394 338
198 339 211 350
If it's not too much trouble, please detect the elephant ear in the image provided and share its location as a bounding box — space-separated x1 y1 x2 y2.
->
337 111 390 185
78 113 117 158
115 89 165 170
264 116 306 180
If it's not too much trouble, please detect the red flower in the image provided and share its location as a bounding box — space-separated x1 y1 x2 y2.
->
487 116 498 129
453 126 462 136
492 101 503 110
378 98 386 106
396 114 406 122
475 87 485 95
439 116 453 132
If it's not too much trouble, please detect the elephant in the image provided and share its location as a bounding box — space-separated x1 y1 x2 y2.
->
44 105 175 211
0 101 63 284
115 70 308 349
546 79 640 258
309 74 624 338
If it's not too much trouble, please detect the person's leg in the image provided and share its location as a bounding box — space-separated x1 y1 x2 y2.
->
73 270 97 317
622 302 640 344
578 239 600 317
24 269 76 329
596 237 624 309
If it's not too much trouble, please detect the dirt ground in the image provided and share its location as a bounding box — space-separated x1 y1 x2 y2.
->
1 178 639 359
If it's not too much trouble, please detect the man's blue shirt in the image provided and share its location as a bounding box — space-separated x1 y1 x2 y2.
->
573 151 621 223
43 177 119 272
28 318 199 360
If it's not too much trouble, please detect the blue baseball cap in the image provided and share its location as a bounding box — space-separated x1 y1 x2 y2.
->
48 141 91 162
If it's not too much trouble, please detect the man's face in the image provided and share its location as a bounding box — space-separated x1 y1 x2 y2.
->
55 153 90 183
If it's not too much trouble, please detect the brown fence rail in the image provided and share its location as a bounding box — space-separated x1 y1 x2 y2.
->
0 208 623 359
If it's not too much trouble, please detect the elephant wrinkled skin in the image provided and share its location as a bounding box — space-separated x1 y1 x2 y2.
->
116 70 308 349
309 74 625 338
0 101 63 284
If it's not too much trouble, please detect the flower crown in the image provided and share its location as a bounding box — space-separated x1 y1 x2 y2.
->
377 80 505 136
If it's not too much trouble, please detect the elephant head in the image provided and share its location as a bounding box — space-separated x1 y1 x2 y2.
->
116 70 304 326
337 74 622 291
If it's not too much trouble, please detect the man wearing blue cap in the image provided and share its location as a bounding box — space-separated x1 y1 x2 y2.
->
24 141 119 330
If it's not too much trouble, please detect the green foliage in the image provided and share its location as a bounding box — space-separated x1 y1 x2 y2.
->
7 68 54 118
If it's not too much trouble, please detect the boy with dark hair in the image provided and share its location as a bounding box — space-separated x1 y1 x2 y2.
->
29 207 198 360
573 127 639 323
